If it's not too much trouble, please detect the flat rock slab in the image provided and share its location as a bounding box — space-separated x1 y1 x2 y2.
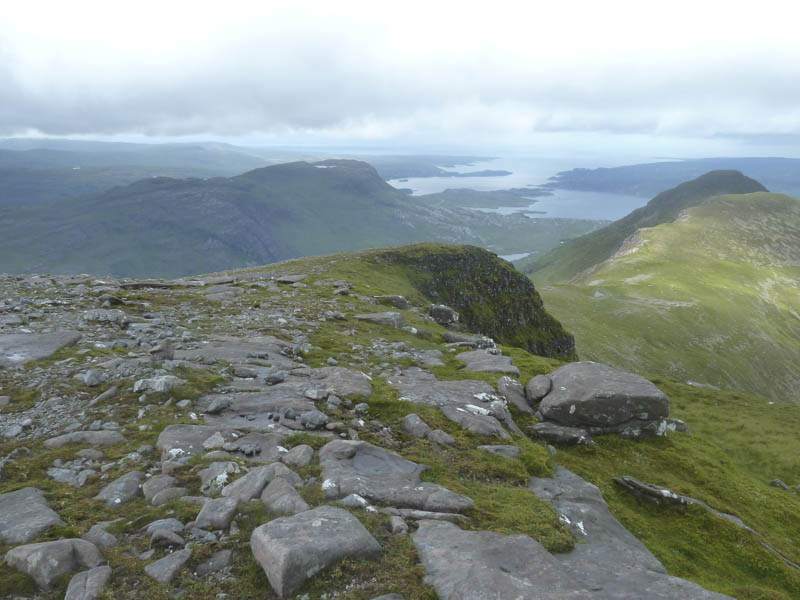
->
353 312 405 328
145 548 192 584
260 477 310 515
250 505 381 598
0 487 65 544
528 422 593 445
222 462 302 503
44 430 125 448
497 376 533 415
527 467 734 599
195 496 238 530
94 470 144 508
156 424 240 461
0 331 81 367
319 440 473 513
539 361 669 427
457 350 520 376
388 368 516 438
65 565 112 600
175 335 296 370
4 538 103 589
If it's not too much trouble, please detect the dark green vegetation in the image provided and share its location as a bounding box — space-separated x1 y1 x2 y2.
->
1 243 799 599
546 156 800 199
374 244 576 360
0 158 601 278
520 170 766 284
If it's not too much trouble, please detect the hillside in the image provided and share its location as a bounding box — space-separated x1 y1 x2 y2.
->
0 159 600 278
519 170 767 284
1 243 799 600
538 191 800 402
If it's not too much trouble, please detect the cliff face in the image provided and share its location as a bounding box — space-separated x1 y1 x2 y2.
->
375 244 577 360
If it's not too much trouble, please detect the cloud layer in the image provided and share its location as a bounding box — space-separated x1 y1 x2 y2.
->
2 1 800 142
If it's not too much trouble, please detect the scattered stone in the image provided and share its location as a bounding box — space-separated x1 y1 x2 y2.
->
89 385 119 406
133 375 186 394
440 331 494 348
64 565 112 600
250 505 381 598
83 523 119 549
143 518 185 536
353 311 405 328
205 397 233 415
83 309 129 327
195 496 239 530
427 429 456 445
389 516 408 535
149 342 175 361
300 409 328 430
0 331 82 367
150 528 185 549
221 463 301 503
477 444 520 459
142 474 178 503
203 431 227 450
403 413 432 439
195 549 233 577
260 477 310 514
428 304 459 325
769 479 794 493
497 376 533 414
45 431 124 449
144 548 192 584
0 487 65 544
282 444 314 468
4 538 103 589
525 374 552 403
457 350 520 376
74 369 106 387
276 274 307 284
94 470 144 508
319 440 473 512
377 295 411 309
528 422 593 445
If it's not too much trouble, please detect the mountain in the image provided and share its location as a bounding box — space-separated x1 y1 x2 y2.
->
546 156 800 198
519 170 767 284
0 159 601 278
537 190 800 402
1 243 799 599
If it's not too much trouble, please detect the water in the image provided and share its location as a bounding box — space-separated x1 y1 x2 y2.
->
389 155 647 220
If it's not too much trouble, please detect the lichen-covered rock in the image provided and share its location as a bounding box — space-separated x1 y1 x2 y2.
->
260 477 310 515
94 470 144 508
4 538 103 589
65 565 112 600
250 505 380 598
0 487 65 544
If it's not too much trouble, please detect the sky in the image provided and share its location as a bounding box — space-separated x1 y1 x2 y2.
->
3 0 800 155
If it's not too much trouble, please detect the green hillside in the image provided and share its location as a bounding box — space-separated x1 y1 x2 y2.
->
520 170 767 285
539 191 800 402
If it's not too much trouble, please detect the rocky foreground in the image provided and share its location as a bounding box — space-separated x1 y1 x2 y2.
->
0 245 762 598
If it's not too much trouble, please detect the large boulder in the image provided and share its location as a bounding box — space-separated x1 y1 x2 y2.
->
64 565 112 600
4 538 103 589
250 505 381 598
0 487 65 544
94 470 144 508
0 331 81 367
319 440 473 513
539 362 669 427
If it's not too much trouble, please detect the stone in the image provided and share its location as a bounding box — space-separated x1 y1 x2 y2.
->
403 413 432 439
282 444 314 468
195 496 238 530
143 518 185 536
65 565 112 600
142 474 178 503
276 274 307 283
377 295 411 309
195 549 233 577
528 422 593 445
457 350 520 376
151 487 190 506
150 528 185 548
83 309 129 327
199 461 240 494
44 430 125 448
149 342 175 361
428 304 459 325
300 409 328 430
497 376 533 414
203 431 226 450
0 487 65 544
427 429 456 445
93 470 144 508
525 374 552 403
260 477 310 514
319 440 473 513
372 596 405 600
250 505 381 598
83 523 119 549
440 331 494 348
353 311 405 328
477 444 520 459
156 424 239 461
4 538 103 589
539 362 669 427
389 516 408 535
48 466 95 487
0 331 81 367
205 397 232 414
221 463 301 503
144 548 192 584
75 369 105 387
133 375 186 394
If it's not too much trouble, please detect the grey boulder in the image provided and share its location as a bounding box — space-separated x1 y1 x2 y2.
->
525 374 552 403
319 440 473 513
260 477 310 515
353 312 405 328
539 362 669 427
0 331 81 367
65 565 112 600
93 470 144 508
4 538 103 589
144 548 192 584
250 505 380 598
457 350 520 377
428 304 459 325
0 487 65 544
497 376 533 414
44 430 125 448
528 422 593 445
281 444 314 468
195 496 238 530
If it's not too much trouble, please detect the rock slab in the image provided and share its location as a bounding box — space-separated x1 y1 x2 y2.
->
0 331 81 367
4 538 103 589
250 505 380 598
0 487 65 544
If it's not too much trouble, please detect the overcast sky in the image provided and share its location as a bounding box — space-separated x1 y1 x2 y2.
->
2 0 800 152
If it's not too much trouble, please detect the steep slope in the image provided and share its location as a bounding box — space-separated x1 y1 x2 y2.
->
0 159 601 278
1 244 799 599
539 191 800 401
520 170 767 284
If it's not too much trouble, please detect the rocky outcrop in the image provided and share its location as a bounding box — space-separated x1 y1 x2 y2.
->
0 331 81 367
374 244 576 360
0 487 65 544
4 538 104 589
